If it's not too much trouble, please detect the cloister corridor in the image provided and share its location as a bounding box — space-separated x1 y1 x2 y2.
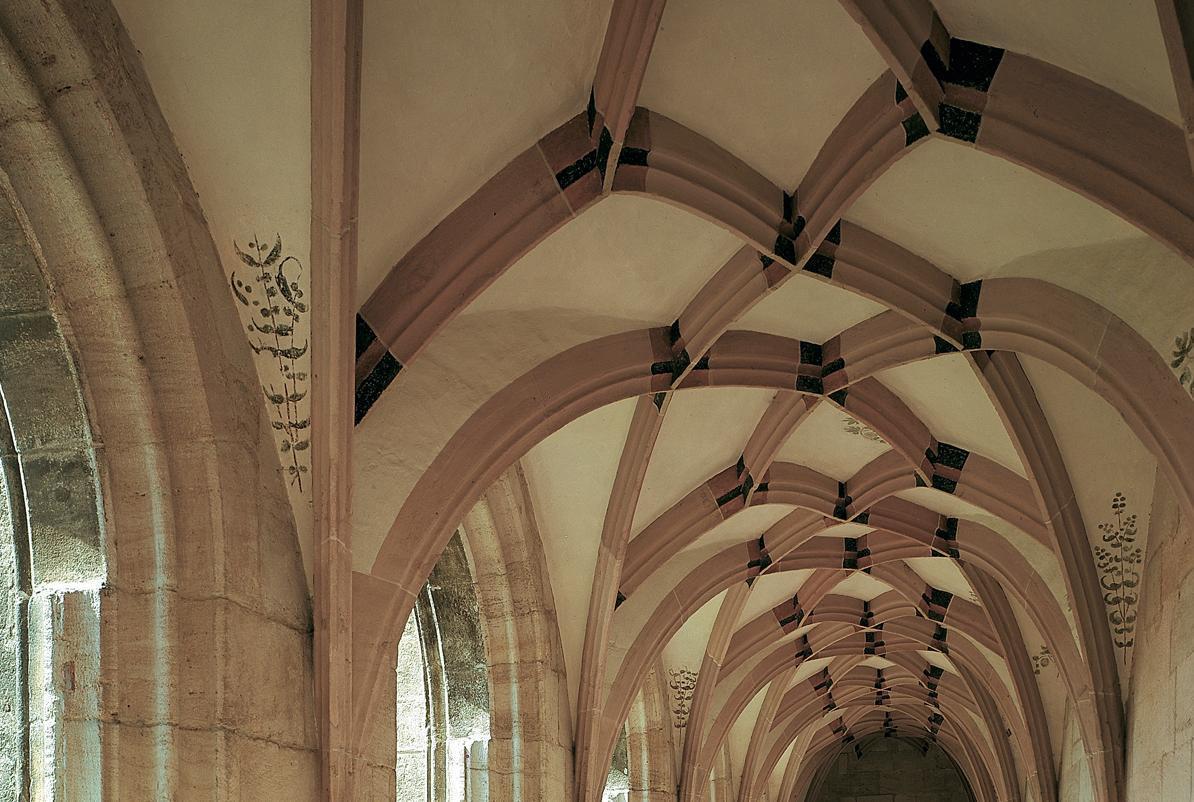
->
2 1 1194 800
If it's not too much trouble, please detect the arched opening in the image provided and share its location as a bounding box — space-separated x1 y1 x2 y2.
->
0 179 106 798
394 463 595 800
395 532 491 801
808 736 974 802
602 726 630 802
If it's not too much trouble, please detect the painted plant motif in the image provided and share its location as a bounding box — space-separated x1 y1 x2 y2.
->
667 668 698 729
1093 492 1141 654
1030 645 1052 676
1172 329 1194 395
230 234 310 490
841 415 886 444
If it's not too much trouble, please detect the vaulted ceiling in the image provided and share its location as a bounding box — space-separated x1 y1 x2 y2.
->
112 1 1194 800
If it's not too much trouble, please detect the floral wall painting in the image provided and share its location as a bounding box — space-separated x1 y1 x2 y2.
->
1094 491 1141 657
667 668 698 729
1172 329 1194 394
1030 646 1053 676
841 415 886 444
230 234 310 491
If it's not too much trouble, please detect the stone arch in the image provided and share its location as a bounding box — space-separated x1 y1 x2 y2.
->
0 2 316 797
0 174 105 590
354 265 1192 799
458 463 573 801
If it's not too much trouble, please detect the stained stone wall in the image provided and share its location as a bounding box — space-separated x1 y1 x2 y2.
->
0 406 26 802
1123 473 1194 799
1056 700 1094 802
626 663 676 802
809 737 972 802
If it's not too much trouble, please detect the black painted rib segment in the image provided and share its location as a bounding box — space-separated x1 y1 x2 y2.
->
804 253 835 278
355 313 377 359
946 39 1005 91
618 146 649 166
902 113 930 146
774 234 796 264
355 352 403 425
596 126 614 180
555 149 598 190
938 105 982 142
919 40 949 85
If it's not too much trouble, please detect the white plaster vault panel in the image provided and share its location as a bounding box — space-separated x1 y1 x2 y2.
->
736 274 887 345
851 141 1194 368
353 309 642 571
354 195 744 572
662 588 726 688
639 0 887 188
523 397 638 713
728 689 770 780
465 195 743 324
358 0 614 301
737 570 817 628
874 353 1025 476
1021 356 1158 685
847 138 1143 281
693 505 796 552
831 571 893 602
905 558 978 604
631 387 776 534
772 398 892 482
